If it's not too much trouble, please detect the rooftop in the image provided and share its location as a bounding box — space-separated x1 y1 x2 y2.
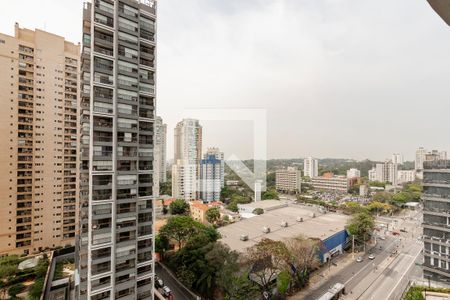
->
237 199 290 210
218 204 350 253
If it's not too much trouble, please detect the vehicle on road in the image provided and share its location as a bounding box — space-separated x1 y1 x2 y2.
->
400 228 407 233
356 256 363 262
368 254 375 260
162 286 172 297
379 236 386 240
317 283 346 300
156 278 164 288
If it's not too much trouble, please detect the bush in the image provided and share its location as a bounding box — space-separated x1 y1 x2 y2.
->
29 278 45 300
252 208 264 215
8 283 25 297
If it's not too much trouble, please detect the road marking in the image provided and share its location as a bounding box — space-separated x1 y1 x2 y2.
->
384 246 422 300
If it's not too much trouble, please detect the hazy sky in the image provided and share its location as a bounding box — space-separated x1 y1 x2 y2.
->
1 0 449 161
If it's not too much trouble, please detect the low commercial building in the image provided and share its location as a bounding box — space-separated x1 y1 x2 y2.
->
276 167 301 193
237 200 290 217
218 204 350 263
311 173 356 193
189 201 223 224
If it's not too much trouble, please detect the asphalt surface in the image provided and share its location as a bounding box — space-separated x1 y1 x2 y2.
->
304 209 424 300
155 262 197 300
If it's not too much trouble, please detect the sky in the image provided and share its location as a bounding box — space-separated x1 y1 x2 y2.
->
1 0 450 161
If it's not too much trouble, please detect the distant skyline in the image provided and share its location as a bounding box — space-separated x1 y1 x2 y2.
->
1 0 450 161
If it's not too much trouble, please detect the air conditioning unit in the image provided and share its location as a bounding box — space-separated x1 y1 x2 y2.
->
280 221 288 227
240 234 248 241
296 217 303 222
263 227 270 233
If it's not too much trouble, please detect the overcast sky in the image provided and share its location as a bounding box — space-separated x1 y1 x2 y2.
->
1 0 450 161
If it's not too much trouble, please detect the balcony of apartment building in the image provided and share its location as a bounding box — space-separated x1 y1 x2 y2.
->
93 131 113 146
117 146 137 159
91 247 112 266
115 287 135 300
18 154 33 162
92 189 113 201
116 231 137 248
138 160 153 172
117 188 138 203
16 240 32 248
118 60 139 79
118 16 139 36
18 77 34 88
94 10 114 28
138 200 152 213
137 238 152 253
19 45 34 55
119 2 139 20
137 264 152 278
118 74 139 91
93 29 114 57
139 95 154 108
92 145 113 160
91 291 111 300
117 203 137 218
118 103 138 119
94 86 113 103
91 261 111 277
91 275 112 293
118 132 138 145
138 186 152 198
138 135 153 148
94 56 114 75
17 186 33 194
92 174 113 188
138 174 152 186
118 45 139 65
17 209 32 218
137 251 152 264
17 178 33 186
18 61 34 73
92 219 112 239
17 171 33 178
16 216 32 225
116 275 137 296
92 203 112 220
19 53 34 63
137 225 152 238
17 163 33 170
93 116 113 131
138 121 153 134
117 219 137 234
117 161 138 173
118 118 138 133
17 117 33 126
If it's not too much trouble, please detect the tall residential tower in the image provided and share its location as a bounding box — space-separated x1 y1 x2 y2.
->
154 116 167 185
200 148 224 202
304 157 319 178
172 119 202 201
0 24 80 255
76 1 156 299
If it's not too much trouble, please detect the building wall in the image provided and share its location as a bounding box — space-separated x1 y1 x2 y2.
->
276 167 301 193
311 176 351 193
304 157 318 178
319 230 349 263
0 25 80 255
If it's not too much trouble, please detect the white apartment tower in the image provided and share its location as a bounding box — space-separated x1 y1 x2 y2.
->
77 1 157 299
154 116 167 184
375 160 398 185
346 168 361 179
172 119 202 201
392 153 404 165
200 148 225 202
304 157 319 178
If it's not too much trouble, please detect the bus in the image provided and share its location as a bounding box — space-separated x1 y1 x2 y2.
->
317 283 346 300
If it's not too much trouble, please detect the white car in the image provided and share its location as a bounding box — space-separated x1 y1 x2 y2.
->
356 256 363 262
368 254 375 260
379 236 386 240
162 286 172 297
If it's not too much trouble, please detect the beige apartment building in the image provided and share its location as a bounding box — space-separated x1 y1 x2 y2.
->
276 167 301 193
0 24 80 255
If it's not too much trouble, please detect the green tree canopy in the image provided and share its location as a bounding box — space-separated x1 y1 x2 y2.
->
169 199 189 215
347 211 375 242
262 188 279 200
206 207 221 224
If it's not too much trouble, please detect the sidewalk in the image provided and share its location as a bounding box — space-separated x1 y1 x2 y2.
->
289 253 357 299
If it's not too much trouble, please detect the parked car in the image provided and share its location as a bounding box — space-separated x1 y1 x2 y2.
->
400 228 407 233
379 236 386 240
162 286 172 297
356 256 363 262
368 254 375 260
156 279 164 288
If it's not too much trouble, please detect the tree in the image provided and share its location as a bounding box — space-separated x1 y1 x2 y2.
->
283 237 320 289
160 181 172 195
253 208 264 215
245 239 289 291
372 191 393 203
277 270 291 295
206 207 221 225
367 201 393 215
155 234 170 259
223 272 259 300
227 201 238 212
159 216 198 249
169 199 189 215
262 188 279 200
347 211 375 242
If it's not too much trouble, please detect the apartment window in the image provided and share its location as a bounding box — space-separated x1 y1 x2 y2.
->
117 103 135 115
119 45 138 60
94 72 113 85
119 3 138 17
97 0 114 14
94 101 113 114
118 60 138 73
118 118 137 129
139 83 154 94
118 31 138 45
92 161 113 171
118 75 138 88
119 17 138 32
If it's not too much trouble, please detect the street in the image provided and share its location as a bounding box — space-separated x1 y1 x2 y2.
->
155 262 197 300
302 209 423 300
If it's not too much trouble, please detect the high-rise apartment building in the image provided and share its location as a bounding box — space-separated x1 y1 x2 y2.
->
304 157 319 178
172 119 202 201
346 168 361 179
375 160 398 186
422 159 450 282
276 167 301 193
0 24 80 255
76 1 156 299
154 116 167 185
416 147 427 171
368 168 377 182
392 153 404 165
199 148 224 202
397 170 416 184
